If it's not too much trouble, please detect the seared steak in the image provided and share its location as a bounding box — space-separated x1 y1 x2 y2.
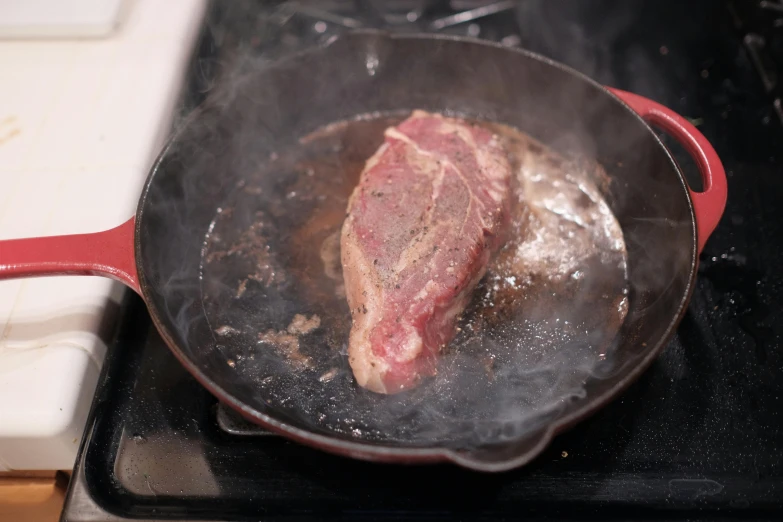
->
341 111 512 393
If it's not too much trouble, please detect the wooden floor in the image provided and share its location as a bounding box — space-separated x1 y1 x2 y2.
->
0 471 68 522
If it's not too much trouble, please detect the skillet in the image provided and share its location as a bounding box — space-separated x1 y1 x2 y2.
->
0 31 727 472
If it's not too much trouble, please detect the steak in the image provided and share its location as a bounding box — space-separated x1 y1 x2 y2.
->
341 111 512 394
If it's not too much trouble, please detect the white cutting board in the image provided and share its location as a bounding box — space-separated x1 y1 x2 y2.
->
0 0 127 39
0 0 207 471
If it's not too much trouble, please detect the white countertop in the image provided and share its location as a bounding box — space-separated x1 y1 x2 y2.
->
0 0 206 471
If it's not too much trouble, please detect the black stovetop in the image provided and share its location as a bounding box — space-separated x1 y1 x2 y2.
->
63 1 783 520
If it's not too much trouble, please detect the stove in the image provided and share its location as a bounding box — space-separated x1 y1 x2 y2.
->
63 1 783 520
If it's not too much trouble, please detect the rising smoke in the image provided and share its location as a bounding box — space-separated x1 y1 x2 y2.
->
143 1 696 462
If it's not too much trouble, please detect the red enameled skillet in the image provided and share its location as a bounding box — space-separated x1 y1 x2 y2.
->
0 32 726 472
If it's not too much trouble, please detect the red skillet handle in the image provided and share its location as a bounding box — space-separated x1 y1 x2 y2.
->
608 88 728 254
0 217 140 294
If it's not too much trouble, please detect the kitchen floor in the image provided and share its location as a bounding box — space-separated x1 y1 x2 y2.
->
0 471 68 522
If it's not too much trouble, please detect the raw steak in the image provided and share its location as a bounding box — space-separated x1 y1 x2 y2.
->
341 111 512 394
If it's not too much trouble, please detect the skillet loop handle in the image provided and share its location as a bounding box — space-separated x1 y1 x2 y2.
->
608 88 728 254
0 218 140 294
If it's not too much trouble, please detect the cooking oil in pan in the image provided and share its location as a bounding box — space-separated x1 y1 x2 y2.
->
199 113 628 447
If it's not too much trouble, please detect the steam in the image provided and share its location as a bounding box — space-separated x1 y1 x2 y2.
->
141 1 696 458
196 114 631 450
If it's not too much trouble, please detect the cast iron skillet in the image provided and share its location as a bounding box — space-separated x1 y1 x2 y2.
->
0 32 726 472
